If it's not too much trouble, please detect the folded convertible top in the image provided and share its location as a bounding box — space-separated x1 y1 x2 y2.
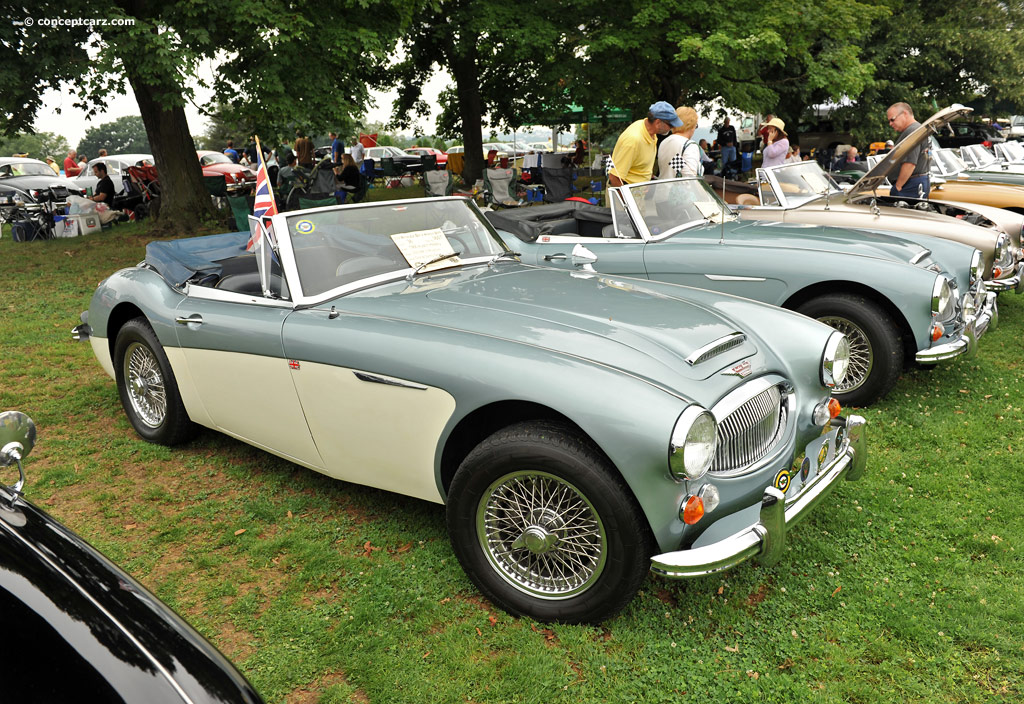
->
145 231 250 286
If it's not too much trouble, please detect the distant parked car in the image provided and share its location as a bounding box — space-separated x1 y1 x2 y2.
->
363 146 422 173
934 121 1005 148
74 153 154 210
0 157 85 221
0 411 264 704
197 151 257 195
405 146 448 166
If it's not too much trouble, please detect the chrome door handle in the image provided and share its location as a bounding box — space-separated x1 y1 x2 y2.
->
543 253 567 261
175 315 204 325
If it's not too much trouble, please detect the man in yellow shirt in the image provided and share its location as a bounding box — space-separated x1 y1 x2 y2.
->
608 101 682 186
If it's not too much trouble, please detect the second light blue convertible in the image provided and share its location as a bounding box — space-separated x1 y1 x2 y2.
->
486 177 996 407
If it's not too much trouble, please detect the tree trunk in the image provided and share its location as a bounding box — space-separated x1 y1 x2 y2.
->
125 69 215 237
452 49 485 186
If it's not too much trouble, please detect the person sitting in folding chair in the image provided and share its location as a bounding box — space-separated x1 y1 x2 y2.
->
335 155 361 203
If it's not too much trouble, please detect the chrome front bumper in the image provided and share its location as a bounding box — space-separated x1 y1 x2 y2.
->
914 289 997 364
985 261 1024 293
650 415 867 579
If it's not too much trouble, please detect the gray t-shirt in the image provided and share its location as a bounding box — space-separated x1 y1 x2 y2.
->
894 120 929 176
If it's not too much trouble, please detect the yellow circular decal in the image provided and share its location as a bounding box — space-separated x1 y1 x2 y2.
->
295 219 315 234
774 469 791 493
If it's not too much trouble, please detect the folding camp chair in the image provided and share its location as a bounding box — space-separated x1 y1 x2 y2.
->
446 153 465 177
299 194 338 210
419 154 437 172
309 157 337 195
542 167 575 203
203 174 229 209
483 168 522 208
350 173 370 203
381 157 404 188
485 150 498 168
360 158 377 187
227 195 252 231
424 169 454 198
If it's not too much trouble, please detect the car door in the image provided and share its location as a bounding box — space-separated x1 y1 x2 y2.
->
280 307 454 503
171 287 324 470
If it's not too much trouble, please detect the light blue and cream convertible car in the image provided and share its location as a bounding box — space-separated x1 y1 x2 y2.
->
73 197 867 624
487 178 996 407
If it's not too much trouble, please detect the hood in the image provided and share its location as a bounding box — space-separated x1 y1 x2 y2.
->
0 174 84 194
848 105 973 199
728 219 934 265
348 265 772 389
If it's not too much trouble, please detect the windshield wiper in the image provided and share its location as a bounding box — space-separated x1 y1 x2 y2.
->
407 250 463 281
488 250 521 266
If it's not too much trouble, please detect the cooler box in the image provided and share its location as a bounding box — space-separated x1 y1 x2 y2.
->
70 213 102 235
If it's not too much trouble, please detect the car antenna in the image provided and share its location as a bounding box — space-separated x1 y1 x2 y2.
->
719 172 727 246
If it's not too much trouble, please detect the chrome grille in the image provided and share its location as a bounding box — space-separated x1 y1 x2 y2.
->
711 384 787 473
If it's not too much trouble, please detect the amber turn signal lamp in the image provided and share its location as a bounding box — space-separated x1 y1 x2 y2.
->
930 322 944 341
682 495 705 525
993 266 1003 279
828 398 841 418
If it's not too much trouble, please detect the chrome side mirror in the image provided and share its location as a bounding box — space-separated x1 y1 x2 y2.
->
0 411 36 498
571 244 598 272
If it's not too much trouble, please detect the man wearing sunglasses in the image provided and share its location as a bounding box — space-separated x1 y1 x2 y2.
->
607 101 683 187
886 102 930 199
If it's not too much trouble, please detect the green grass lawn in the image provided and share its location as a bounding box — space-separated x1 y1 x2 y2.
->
1 219 1021 703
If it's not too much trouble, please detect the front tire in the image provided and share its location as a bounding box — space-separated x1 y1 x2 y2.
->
114 318 196 445
796 294 903 407
447 421 653 624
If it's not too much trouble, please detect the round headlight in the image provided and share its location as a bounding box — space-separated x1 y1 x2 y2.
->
822 332 850 388
994 233 1011 267
669 406 717 481
932 275 954 320
969 248 983 287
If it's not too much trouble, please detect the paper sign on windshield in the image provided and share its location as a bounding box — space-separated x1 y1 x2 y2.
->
693 201 728 223
390 229 462 272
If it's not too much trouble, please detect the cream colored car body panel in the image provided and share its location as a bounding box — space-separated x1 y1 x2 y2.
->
175 347 324 469
290 362 454 504
90 336 115 380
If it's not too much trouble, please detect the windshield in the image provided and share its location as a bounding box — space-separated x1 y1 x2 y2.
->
998 141 1024 162
933 149 967 175
620 178 734 237
285 199 507 297
200 152 232 166
766 162 843 204
961 144 997 168
0 162 57 178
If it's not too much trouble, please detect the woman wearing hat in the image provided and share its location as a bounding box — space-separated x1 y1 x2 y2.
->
761 117 790 168
657 107 702 178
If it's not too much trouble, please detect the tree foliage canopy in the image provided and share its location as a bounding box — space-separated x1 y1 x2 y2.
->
77 115 150 156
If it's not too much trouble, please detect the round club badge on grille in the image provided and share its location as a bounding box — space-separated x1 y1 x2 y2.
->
773 468 791 493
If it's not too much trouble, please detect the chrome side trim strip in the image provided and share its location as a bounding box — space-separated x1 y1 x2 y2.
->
354 372 428 390
704 274 767 282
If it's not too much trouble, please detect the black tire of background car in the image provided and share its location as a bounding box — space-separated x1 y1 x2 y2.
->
796 293 903 408
114 318 197 446
446 421 654 624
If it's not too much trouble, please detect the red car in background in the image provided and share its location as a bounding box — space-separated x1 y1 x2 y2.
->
197 151 257 194
405 146 447 166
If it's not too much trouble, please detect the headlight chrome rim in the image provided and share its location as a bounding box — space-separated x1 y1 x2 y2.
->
969 248 983 287
994 233 1011 267
669 406 718 481
931 275 954 321
821 331 851 388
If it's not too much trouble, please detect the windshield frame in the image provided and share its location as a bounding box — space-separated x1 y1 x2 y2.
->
264 196 509 306
996 141 1024 163
932 149 967 177
614 176 737 241
960 144 998 169
756 161 844 209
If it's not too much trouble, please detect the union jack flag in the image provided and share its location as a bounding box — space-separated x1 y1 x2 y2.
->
246 137 278 251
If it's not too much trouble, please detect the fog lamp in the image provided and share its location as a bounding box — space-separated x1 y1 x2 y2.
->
698 483 721 514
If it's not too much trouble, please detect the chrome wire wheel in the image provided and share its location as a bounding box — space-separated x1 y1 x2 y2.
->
477 470 607 599
123 341 167 428
818 316 872 393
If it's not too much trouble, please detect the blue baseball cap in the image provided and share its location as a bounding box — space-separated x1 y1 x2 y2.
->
649 101 683 127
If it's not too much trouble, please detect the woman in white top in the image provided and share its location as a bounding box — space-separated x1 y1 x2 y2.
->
657 106 702 178
760 117 790 168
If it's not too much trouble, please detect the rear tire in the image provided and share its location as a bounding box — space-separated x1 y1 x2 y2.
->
114 318 196 445
447 421 653 624
796 294 903 407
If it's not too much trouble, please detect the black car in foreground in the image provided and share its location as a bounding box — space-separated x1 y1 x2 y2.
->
0 411 264 704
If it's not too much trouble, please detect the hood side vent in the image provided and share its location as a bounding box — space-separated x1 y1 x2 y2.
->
685 332 747 366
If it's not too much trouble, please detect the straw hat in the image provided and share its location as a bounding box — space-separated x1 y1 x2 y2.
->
763 117 787 136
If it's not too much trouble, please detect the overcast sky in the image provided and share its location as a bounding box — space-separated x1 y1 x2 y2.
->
33 71 453 149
